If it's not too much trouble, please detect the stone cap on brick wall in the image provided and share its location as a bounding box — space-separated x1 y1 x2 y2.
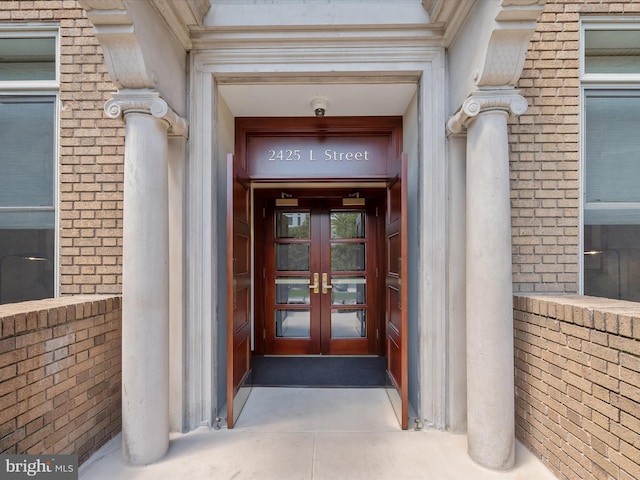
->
0 295 122 339
514 294 640 341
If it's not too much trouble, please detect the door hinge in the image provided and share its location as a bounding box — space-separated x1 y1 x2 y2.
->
375 207 379 217
263 267 266 279
376 328 379 340
263 207 266 218
263 329 266 340
376 267 379 278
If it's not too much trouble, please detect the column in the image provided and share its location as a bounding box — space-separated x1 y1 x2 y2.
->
447 91 528 470
105 91 187 465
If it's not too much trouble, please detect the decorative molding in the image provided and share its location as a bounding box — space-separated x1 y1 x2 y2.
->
151 0 211 50
446 90 528 135
78 0 156 89
475 0 546 88
105 90 188 137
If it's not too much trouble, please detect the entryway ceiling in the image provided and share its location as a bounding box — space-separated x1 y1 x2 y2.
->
217 83 418 117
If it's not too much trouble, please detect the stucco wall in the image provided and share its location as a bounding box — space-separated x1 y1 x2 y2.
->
0 296 121 464
514 294 640 480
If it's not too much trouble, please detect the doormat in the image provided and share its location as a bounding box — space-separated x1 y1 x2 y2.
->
251 355 387 387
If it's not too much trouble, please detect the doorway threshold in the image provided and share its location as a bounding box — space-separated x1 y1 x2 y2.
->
232 387 400 432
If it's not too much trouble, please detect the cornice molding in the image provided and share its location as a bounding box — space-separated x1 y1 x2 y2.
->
105 90 188 137
423 0 475 46
446 90 528 135
150 0 210 50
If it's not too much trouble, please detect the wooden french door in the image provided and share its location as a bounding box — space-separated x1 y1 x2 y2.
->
261 194 381 356
226 154 252 428
385 153 408 429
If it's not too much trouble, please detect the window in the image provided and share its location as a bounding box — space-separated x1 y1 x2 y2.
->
582 21 640 301
0 28 58 304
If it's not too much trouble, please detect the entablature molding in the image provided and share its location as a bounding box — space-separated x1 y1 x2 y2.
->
105 90 188 137
446 90 527 136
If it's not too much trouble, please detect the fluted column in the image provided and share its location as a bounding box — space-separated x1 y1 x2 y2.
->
448 90 528 470
105 90 187 465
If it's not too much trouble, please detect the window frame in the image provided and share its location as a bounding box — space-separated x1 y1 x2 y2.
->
580 18 640 295
0 25 60 299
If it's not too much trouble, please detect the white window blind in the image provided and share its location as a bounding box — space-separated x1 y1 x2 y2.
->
0 96 55 228
584 92 640 225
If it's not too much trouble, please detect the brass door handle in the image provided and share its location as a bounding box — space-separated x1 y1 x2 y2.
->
310 273 320 294
322 273 333 294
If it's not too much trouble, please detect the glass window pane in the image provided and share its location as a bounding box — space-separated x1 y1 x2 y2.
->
585 30 640 74
331 211 365 239
0 37 56 80
331 309 366 338
275 277 310 305
0 96 55 209
0 228 54 304
276 243 310 271
331 243 365 271
275 309 310 338
585 94 640 203
584 225 640 302
331 277 366 305
276 212 310 238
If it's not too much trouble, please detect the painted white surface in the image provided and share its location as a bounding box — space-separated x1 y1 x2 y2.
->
218 83 418 117
465 108 515 470
205 1 430 28
121 112 170 464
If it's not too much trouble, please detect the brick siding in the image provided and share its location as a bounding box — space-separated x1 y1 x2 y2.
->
512 0 640 294
515 294 640 480
0 1 124 296
0 296 121 464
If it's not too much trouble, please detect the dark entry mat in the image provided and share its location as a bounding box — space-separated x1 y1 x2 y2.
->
251 356 387 387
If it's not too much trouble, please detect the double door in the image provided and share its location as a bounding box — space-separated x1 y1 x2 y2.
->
261 195 381 355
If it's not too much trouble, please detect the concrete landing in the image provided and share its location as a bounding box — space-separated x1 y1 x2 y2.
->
79 388 556 480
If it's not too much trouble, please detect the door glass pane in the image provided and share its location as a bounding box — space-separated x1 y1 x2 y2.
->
276 243 310 271
275 309 310 338
331 243 365 271
275 277 310 305
331 309 366 338
331 277 365 305
331 211 365 239
276 212 310 238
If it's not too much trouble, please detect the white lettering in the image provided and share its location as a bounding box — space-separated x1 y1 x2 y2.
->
309 149 317 161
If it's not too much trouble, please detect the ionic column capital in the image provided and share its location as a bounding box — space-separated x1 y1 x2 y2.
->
105 90 188 137
447 90 528 136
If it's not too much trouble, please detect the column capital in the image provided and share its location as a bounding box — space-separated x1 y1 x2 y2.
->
446 90 528 136
105 90 188 137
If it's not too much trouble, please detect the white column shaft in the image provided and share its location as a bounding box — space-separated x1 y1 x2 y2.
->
121 112 170 465
465 109 515 470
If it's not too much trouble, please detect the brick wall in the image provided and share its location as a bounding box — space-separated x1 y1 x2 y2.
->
0 1 125 296
514 294 640 480
512 0 640 294
0 296 121 464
